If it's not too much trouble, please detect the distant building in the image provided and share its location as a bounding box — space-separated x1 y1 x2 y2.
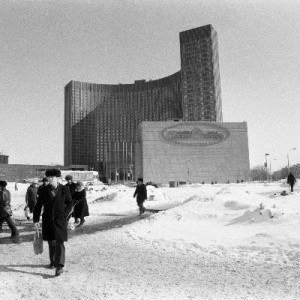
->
0 153 9 164
0 164 88 182
64 24 223 181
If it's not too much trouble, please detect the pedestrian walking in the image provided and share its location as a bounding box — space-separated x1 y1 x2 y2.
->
64 175 77 222
133 178 147 215
73 181 89 227
287 172 296 192
0 180 19 237
25 180 38 217
38 177 49 196
33 169 73 276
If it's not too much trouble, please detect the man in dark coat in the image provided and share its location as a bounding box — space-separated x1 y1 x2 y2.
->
37 177 49 197
133 178 147 215
287 172 296 192
33 169 73 276
64 175 77 222
25 181 38 214
0 180 19 237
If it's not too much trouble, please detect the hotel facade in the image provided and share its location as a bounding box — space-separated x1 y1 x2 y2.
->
64 24 249 183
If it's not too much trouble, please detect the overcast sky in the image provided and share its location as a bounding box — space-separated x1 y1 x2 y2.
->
1 0 299 170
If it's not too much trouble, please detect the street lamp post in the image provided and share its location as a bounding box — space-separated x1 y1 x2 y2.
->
130 164 133 181
287 148 296 170
270 158 277 181
187 159 191 184
265 153 270 181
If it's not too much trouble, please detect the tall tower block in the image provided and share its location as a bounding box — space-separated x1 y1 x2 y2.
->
180 25 223 122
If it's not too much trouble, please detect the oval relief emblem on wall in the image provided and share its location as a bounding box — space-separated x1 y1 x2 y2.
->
161 122 230 146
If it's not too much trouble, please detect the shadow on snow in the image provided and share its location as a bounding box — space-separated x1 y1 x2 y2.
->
0 209 162 245
0 264 55 279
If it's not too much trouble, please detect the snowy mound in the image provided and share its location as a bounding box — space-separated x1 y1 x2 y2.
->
224 200 250 210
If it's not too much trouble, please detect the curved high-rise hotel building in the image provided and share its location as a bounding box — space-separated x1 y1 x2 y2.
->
64 24 223 181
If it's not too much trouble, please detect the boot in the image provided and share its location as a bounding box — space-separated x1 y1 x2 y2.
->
77 219 85 227
11 230 19 238
55 265 64 276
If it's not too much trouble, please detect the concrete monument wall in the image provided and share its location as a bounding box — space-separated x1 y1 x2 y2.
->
135 121 250 184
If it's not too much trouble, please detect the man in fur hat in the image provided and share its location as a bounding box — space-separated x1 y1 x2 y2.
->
0 180 19 237
33 169 73 276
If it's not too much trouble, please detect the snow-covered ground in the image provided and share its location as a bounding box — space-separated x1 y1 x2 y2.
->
1 180 300 299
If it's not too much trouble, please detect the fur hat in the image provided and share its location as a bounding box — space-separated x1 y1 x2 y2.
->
75 181 84 187
42 177 49 182
45 169 61 178
65 175 73 181
0 180 7 187
137 178 143 182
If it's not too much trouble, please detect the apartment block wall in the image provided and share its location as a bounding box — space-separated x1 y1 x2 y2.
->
137 121 250 184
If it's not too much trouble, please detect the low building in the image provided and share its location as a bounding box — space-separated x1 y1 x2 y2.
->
135 121 250 184
0 164 88 182
0 154 9 164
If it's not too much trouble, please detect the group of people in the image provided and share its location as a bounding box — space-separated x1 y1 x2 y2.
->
32 169 90 276
24 175 90 227
0 170 148 278
0 169 90 277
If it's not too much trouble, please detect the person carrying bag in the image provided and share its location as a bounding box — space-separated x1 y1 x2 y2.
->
33 226 43 255
24 205 31 220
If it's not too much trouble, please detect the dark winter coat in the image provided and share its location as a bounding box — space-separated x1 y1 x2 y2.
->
26 184 38 213
33 184 73 241
133 184 147 204
287 173 296 185
73 189 89 219
37 183 48 197
0 188 12 218
65 182 76 199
